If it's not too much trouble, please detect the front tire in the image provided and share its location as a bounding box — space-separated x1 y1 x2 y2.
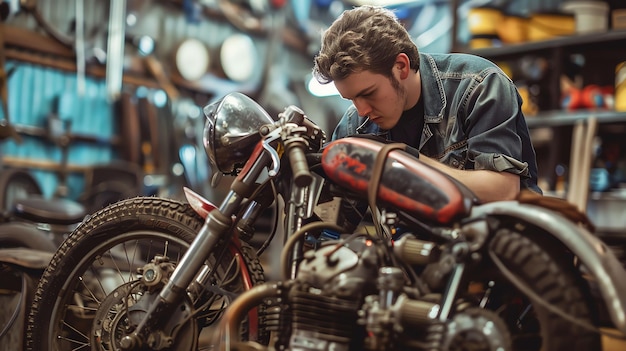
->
25 197 266 350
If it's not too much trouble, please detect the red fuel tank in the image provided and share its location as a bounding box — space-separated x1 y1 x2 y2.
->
321 137 469 224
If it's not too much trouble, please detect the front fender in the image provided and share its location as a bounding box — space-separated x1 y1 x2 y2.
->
472 201 626 335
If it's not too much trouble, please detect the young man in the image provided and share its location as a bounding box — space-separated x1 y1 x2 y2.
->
312 5 541 202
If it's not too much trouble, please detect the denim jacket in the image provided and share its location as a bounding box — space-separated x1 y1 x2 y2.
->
331 52 542 194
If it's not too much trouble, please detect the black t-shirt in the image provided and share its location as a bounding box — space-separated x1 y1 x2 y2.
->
389 96 424 149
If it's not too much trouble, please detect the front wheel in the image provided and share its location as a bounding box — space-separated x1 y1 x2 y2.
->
25 197 266 350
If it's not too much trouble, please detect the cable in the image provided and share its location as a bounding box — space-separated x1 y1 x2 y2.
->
0 269 27 339
255 180 279 257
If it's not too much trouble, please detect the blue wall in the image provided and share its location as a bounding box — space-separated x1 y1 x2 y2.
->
0 60 115 199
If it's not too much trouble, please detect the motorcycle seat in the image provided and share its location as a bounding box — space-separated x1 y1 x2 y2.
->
0 247 54 269
14 195 86 225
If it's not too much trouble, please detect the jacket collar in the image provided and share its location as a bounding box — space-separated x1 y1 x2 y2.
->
418 52 446 124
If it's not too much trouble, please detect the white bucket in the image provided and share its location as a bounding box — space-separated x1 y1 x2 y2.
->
562 1 609 33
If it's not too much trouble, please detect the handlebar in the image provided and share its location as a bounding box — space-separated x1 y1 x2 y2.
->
286 139 312 187
279 105 314 187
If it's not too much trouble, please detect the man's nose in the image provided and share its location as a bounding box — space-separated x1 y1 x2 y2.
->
353 98 372 117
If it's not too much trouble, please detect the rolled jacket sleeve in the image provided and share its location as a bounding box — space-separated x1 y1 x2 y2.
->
471 152 530 177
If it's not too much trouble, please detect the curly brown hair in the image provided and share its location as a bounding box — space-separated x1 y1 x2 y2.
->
312 5 420 85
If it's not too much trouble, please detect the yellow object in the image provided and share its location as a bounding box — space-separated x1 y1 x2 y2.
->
496 61 513 79
468 7 503 36
517 85 539 116
616 62 626 112
528 12 575 41
469 37 497 49
497 15 529 44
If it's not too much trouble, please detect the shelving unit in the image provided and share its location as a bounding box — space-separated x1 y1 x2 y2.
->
469 29 626 111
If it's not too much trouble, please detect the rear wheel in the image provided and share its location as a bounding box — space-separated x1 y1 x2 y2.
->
25 197 266 350
486 227 601 350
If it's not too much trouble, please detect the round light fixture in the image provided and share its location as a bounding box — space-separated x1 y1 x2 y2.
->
175 38 210 81
219 33 258 82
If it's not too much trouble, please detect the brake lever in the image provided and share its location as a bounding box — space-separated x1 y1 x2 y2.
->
261 127 282 177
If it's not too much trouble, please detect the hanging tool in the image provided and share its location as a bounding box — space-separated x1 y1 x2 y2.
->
137 96 159 174
106 0 127 102
0 18 21 143
119 92 141 164
75 0 86 96
143 55 180 101
46 110 72 198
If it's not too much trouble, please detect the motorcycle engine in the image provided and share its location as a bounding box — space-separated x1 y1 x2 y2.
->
273 235 512 351
282 236 381 351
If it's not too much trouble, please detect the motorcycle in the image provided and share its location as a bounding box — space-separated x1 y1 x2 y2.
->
24 92 626 350
0 167 87 349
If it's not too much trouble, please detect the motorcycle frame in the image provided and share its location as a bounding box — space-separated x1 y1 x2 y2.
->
183 186 262 340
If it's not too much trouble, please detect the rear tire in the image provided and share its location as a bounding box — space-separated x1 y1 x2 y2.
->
25 196 266 350
488 227 601 350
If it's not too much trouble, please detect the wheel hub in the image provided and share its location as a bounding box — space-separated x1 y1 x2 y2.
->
91 282 140 351
91 281 197 350
443 307 512 351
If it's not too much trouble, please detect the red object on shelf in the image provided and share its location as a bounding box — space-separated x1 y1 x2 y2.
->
562 85 614 110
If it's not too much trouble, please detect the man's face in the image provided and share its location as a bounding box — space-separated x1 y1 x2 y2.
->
334 70 406 130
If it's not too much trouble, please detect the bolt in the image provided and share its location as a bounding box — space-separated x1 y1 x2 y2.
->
119 335 135 350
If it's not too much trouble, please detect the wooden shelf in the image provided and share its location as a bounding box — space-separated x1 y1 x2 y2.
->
468 30 626 59
1 24 230 98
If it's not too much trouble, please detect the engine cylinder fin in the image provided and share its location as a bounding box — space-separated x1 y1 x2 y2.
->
289 289 360 340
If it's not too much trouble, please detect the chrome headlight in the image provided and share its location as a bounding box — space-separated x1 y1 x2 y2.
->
202 92 275 175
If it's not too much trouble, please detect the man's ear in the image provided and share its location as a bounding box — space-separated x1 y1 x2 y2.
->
395 53 411 80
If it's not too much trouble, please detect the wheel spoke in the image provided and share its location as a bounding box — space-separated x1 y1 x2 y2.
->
146 239 153 262
78 275 101 305
87 264 110 299
107 247 127 283
56 334 90 351
60 319 90 350
122 241 134 281
66 303 98 313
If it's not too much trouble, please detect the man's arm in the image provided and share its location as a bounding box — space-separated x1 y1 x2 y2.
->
419 155 520 202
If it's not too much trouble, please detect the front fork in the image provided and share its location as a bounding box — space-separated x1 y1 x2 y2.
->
120 147 273 350
284 171 325 278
